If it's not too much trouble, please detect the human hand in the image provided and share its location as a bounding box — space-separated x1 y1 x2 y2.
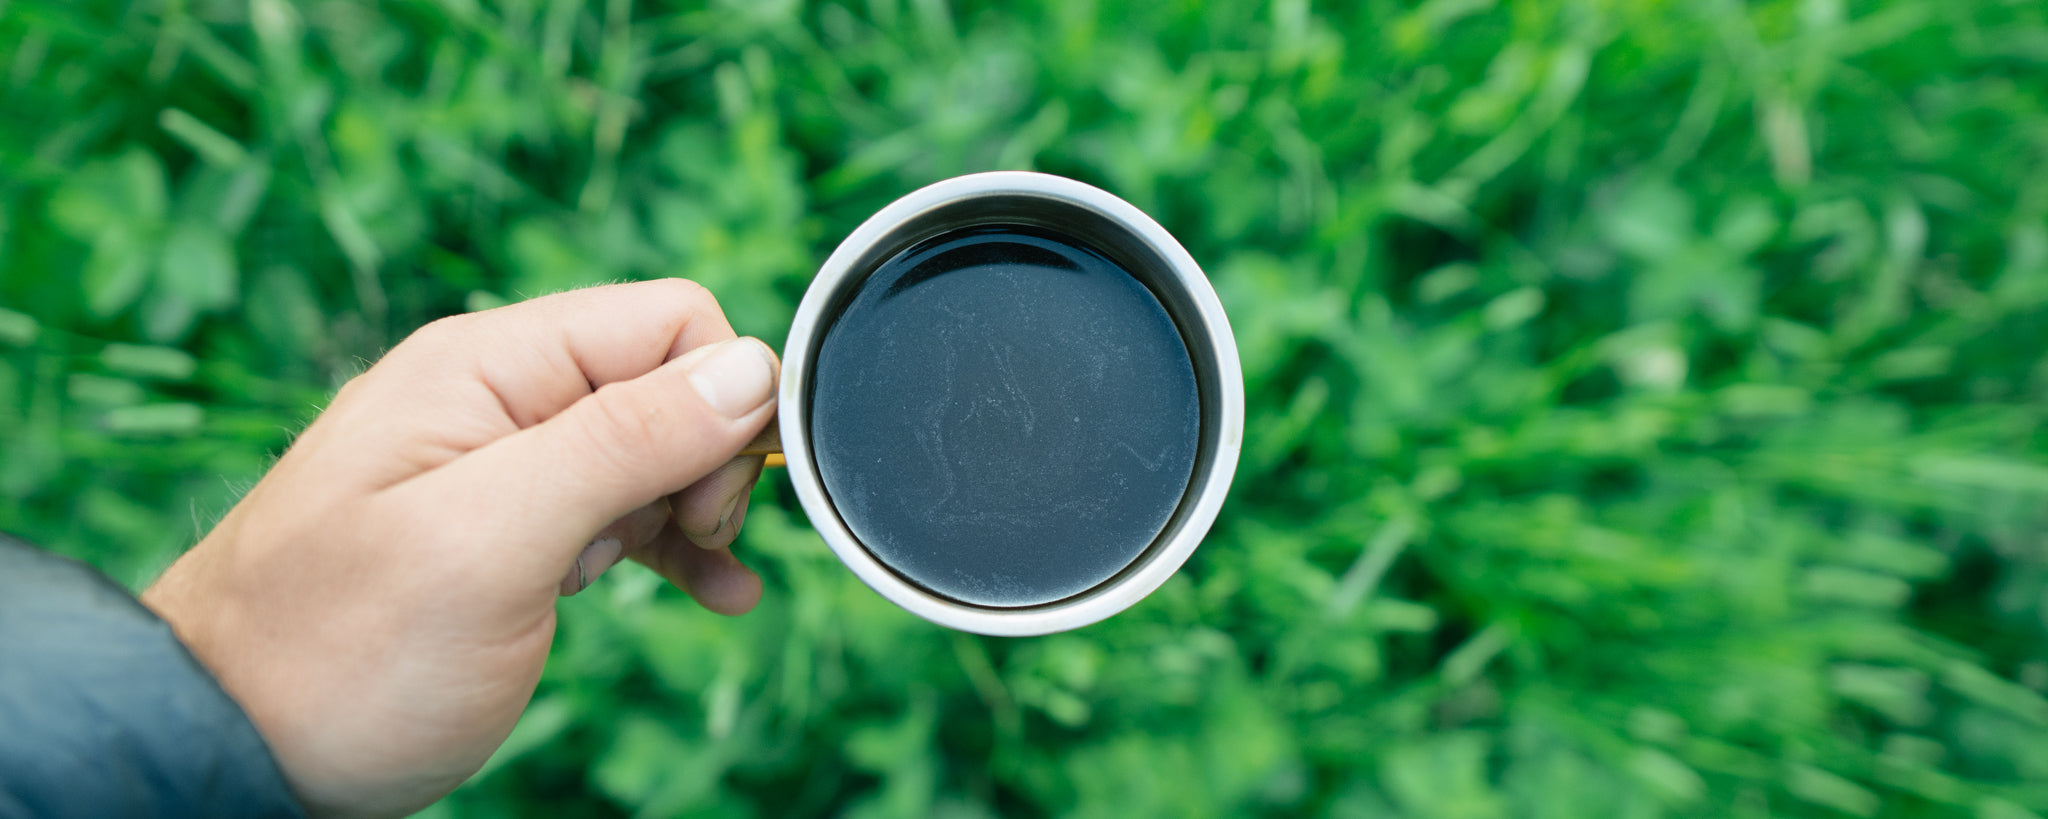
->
141 280 778 817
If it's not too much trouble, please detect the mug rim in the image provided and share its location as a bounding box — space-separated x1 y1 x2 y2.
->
778 171 1244 636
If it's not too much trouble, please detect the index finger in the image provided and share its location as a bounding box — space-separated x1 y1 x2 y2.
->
302 279 741 488
389 278 739 426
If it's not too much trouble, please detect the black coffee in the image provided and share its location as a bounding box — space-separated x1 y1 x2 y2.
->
808 227 1200 607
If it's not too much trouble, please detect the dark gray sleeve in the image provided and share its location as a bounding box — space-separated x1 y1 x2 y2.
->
0 533 305 819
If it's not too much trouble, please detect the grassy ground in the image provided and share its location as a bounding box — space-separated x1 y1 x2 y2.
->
5 0 2048 816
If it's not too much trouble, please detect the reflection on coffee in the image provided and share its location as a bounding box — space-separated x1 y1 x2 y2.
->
808 227 1199 608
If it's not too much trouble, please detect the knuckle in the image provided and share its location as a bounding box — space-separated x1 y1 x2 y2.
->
649 276 713 304
640 278 719 318
410 313 474 345
574 381 670 475
387 314 480 365
329 369 372 404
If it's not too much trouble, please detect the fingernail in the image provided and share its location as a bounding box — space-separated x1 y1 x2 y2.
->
697 493 742 549
686 339 777 419
561 536 624 596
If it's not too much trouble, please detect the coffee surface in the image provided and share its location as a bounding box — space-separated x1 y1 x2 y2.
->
809 227 1199 607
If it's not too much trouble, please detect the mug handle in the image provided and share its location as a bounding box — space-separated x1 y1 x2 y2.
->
738 422 785 468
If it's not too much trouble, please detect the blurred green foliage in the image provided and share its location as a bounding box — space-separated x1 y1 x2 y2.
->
5 0 2048 816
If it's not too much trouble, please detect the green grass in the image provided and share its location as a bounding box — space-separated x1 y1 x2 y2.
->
5 0 2048 816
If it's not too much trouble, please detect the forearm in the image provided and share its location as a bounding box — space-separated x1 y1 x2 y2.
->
0 533 304 819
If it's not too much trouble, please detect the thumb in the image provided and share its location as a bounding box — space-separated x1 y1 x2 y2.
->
407 337 780 587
